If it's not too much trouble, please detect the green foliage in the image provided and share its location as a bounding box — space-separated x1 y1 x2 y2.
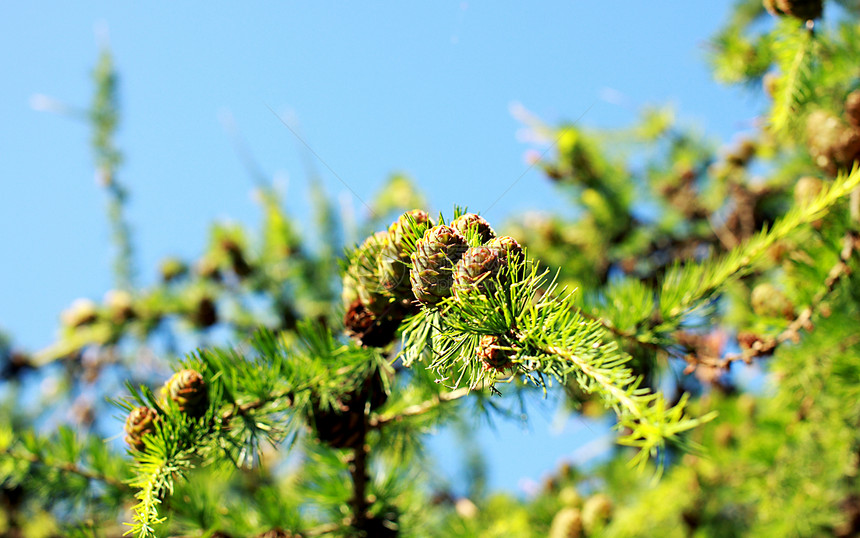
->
10 2 860 537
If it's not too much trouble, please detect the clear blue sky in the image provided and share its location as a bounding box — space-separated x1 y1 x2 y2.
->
1 2 763 493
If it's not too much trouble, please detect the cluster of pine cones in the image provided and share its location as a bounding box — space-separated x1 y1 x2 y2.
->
124 368 208 451
342 210 523 371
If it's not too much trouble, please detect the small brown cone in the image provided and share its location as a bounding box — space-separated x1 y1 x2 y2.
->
379 210 433 300
410 225 468 305
451 213 495 244
162 369 209 417
549 507 583 538
477 334 514 372
344 299 408 348
124 406 158 451
774 0 822 20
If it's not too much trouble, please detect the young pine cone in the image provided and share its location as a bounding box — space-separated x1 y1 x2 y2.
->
410 225 468 305
125 406 158 451
162 369 209 417
806 109 860 175
549 507 583 538
351 231 393 315
451 213 495 245
582 493 614 534
487 235 523 262
764 0 822 20
60 298 99 329
344 299 404 348
476 334 514 372
310 368 388 449
453 246 507 299
750 283 795 319
846 91 860 128
379 210 433 300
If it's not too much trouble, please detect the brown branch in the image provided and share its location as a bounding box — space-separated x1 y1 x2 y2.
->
685 231 859 372
347 438 370 531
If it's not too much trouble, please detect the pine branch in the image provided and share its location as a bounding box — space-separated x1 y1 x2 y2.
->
770 19 816 136
369 386 471 429
686 230 860 371
0 443 130 491
659 164 860 322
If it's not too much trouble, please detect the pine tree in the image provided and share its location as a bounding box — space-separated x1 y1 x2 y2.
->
5 1 860 536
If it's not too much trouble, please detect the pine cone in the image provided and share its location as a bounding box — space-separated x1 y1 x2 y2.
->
60 298 99 328
352 231 393 315
763 0 785 15
190 294 218 328
379 210 433 300
162 369 209 417
487 235 523 262
751 283 795 319
846 91 860 128
452 246 506 299
344 299 404 348
159 257 188 283
774 0 822 20
451 213 495 244
794 176 823 207
806 109 860 175
220 238 253 279
125 406 158 451
410 225 468 305
310 369 388 449
104 289 136 324
549 507 583 538
476 334 514 372
582 493 613 534
195 254 222 281
310 396 366 449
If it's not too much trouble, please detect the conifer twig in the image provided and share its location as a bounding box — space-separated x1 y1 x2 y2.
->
0 444 130 491
685 231 859 371
369 386 471 429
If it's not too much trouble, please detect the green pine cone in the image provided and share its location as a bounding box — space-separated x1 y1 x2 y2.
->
410 225 468 305
451 213 495 245
162 369 208 417
379 209 433 299
352 231 393 315
452 246 506 299
124 406 158 451
488 235 525 281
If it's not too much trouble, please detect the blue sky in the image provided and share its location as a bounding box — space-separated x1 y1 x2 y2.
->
1 2 763 492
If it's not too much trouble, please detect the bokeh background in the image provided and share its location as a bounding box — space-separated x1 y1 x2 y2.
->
0 2 763 494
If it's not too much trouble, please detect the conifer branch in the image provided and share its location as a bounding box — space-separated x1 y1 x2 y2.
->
659 164 860 321
687 230 860 371
369 386 471 429
0 443 130 491
770 20 815 136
